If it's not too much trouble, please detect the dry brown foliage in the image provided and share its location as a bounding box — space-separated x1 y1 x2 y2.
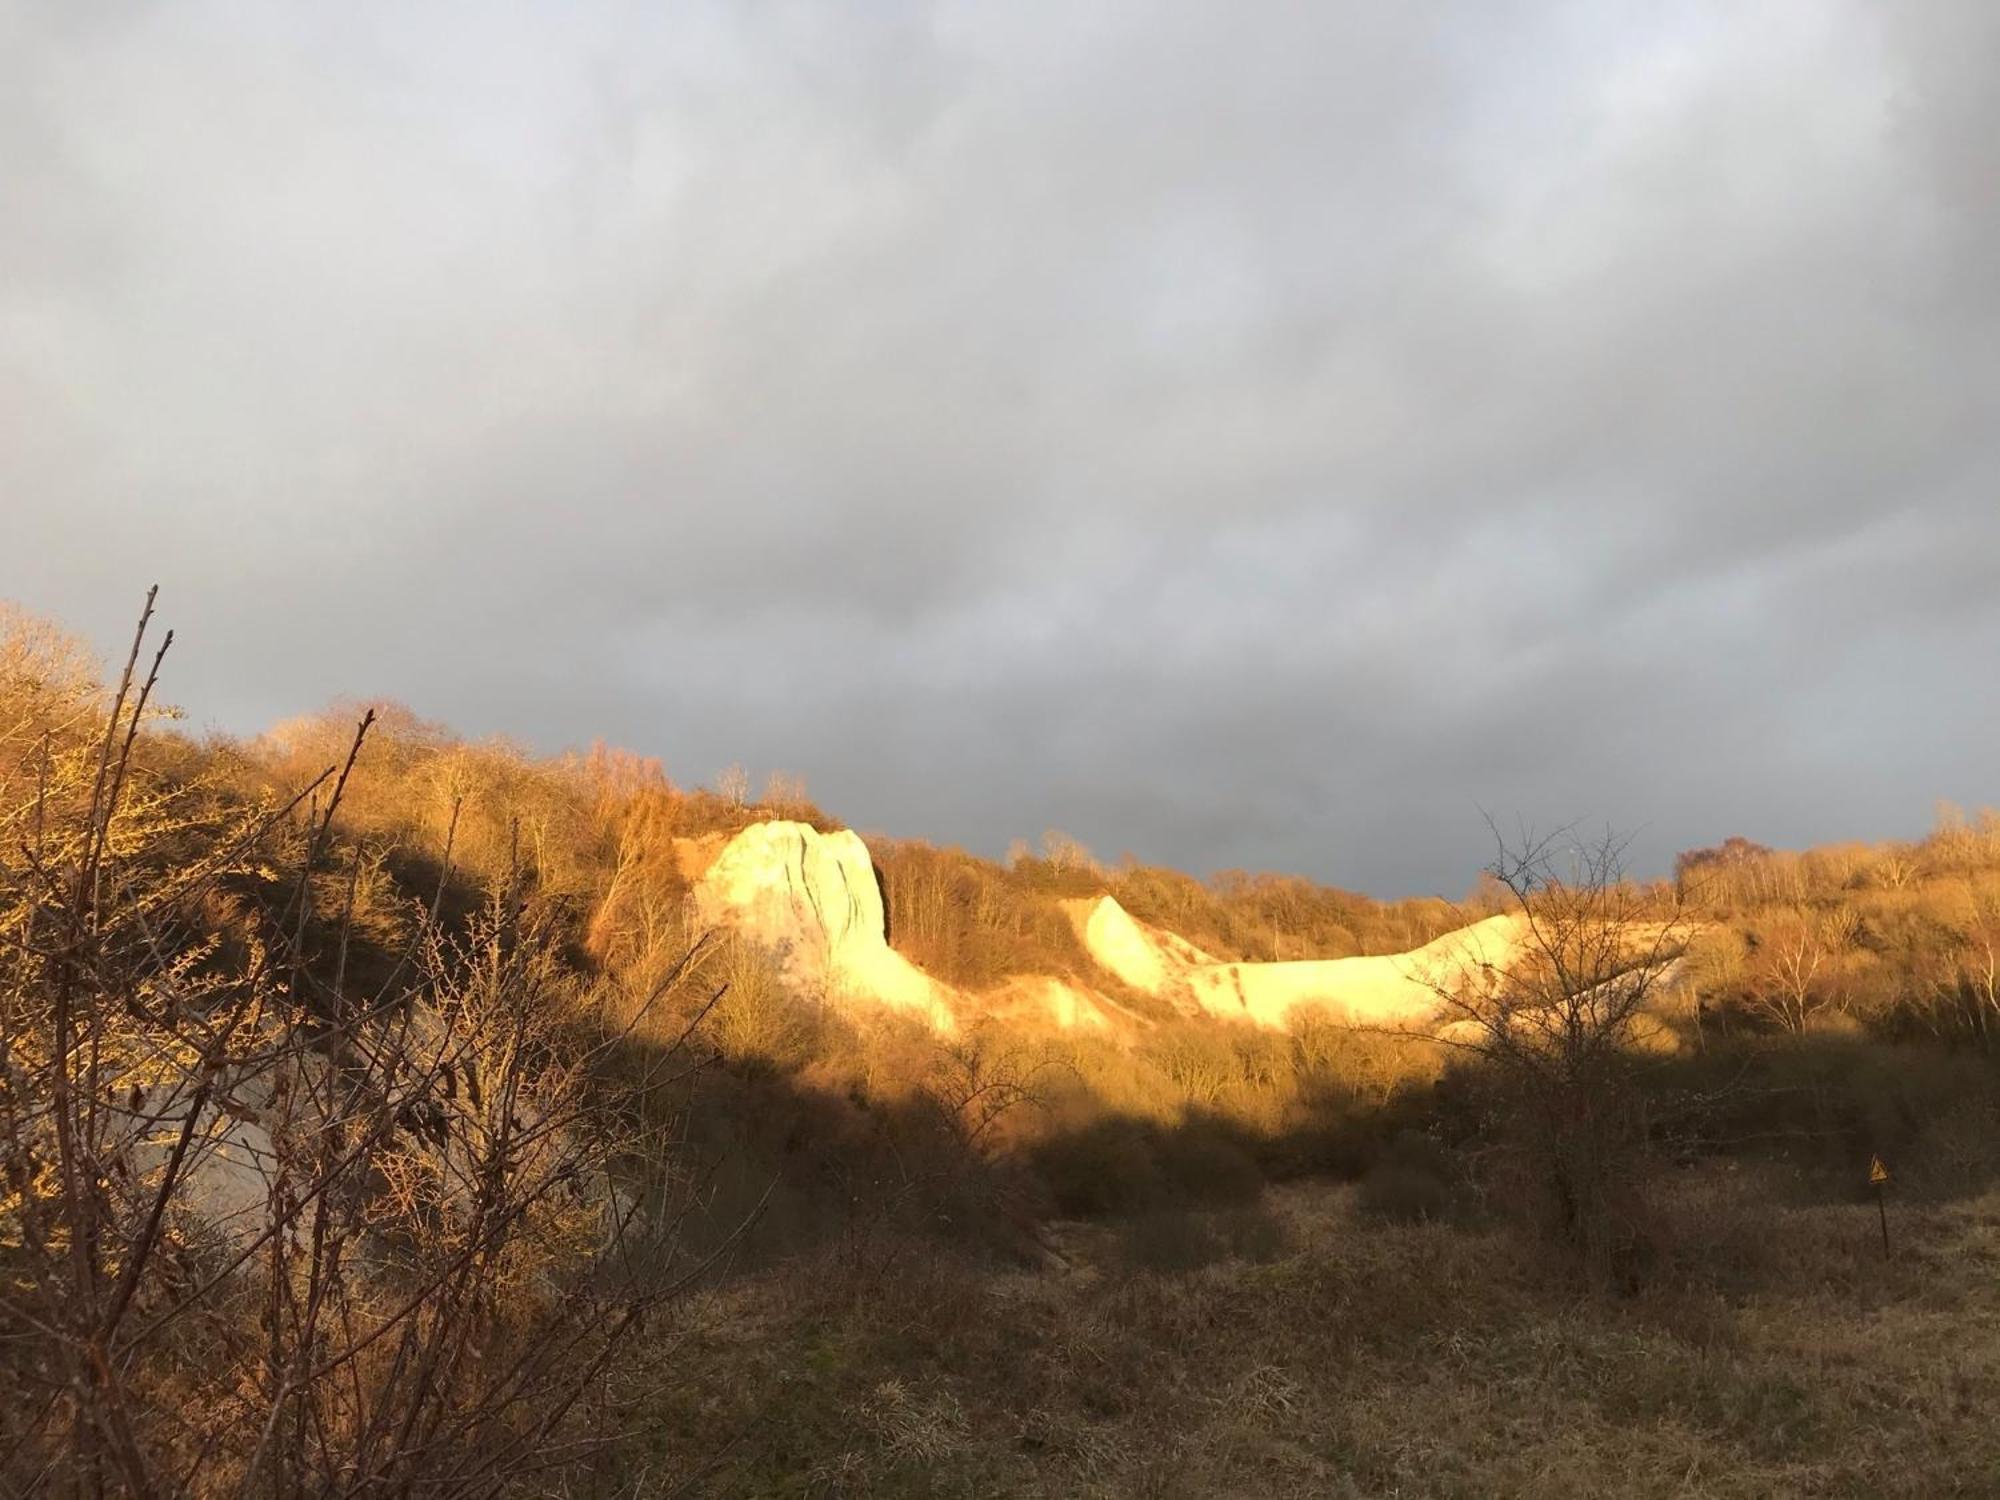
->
0 596 727 1497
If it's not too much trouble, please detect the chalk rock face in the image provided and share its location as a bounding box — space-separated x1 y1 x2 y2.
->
1064 896 1216 1014
1183 914 1526 1029
688 824 1539 1040
691 821 958 1033
1067 895 1527 1031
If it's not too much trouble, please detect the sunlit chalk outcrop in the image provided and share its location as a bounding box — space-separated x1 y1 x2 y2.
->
689 823 1159 1035
1063 895 1217 1012
986 975 1120 1032
1181 913 1527 1029
1068 897 1528 1031
690 824 1676 1046
691 821 961 1033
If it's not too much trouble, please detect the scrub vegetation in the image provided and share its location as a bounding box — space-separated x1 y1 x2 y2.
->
5 595 2000 1496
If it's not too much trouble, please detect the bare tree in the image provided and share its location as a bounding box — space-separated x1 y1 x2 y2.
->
1039 830 1099 875
715 764 750 809
1872 845 1920 892
1954 882 2000 1048
1428 823 1694 1285
1919 879 2000 1049
1744 905 1852 1033
761 770 809 815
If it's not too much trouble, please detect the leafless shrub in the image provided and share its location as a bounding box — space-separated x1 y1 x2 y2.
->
714 764 750 808
1743 905 1857 1034
0 593 722 1497
1428 823 1694 1285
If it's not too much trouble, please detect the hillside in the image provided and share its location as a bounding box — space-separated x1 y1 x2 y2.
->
6 598 2000 1496
680 818 1538 1038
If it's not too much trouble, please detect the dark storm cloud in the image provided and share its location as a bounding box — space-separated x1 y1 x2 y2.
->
3 0 1996 894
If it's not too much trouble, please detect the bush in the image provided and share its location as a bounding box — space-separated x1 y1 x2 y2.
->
0 601 702 1495
1357 1130 1473 1223
1153 1119 1265 1206
1032 1121 1169 1216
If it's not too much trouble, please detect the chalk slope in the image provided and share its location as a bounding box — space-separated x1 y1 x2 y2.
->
692 822 1545 1040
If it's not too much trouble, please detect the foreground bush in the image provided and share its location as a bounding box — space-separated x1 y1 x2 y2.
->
0 598 708 1496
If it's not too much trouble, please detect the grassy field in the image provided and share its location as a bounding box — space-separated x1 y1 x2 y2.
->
642 1168 2000 1498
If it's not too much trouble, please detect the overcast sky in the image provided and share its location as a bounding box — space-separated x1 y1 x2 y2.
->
4 2 1995 895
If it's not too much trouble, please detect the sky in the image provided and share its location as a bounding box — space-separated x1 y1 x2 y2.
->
3 1 1996 896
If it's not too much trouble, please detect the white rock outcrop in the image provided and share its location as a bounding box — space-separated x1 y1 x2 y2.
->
1182 913 1525 1029
1063 895 1217 1006
690 821 960 1033
1069 895 1526 1031
690 822 1544 1040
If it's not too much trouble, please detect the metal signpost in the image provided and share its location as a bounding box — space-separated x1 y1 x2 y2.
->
1869 1155 1891 1257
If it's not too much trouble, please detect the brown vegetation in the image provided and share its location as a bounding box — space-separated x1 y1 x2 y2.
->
0 599 738 1495
6 594 2000 1496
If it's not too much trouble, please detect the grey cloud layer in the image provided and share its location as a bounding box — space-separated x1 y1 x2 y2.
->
3 0 1995 894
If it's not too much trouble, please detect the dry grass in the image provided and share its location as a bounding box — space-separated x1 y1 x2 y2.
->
643 1169 2000 1497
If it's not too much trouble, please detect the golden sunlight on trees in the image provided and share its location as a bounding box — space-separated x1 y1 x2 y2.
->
761 770 810 816
1920 877 2000 1048
0 597 717 1494
715 763 750 807
1744 905 1857 1034
1038 829 1100 874
0 603 105 764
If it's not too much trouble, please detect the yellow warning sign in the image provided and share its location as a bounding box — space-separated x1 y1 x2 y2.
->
1869 1155 1890 1186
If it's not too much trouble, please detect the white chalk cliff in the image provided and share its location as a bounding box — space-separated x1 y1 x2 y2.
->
1063 895 1219 999
690 821 960 1033
1065 893 1522 1029
1179 914 1525 1028
689 821 1534 1038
